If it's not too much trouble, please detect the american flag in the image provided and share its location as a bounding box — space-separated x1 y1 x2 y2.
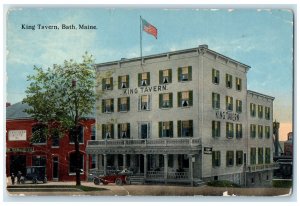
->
141 18 157 39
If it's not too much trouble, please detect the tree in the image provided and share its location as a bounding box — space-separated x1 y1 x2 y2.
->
23 52 96 186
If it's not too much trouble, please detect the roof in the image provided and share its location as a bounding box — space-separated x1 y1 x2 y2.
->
94 45 251 70
247 90 275 100
6 102 95 120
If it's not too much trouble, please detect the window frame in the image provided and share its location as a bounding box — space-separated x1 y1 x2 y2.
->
226 122 234 139
226 151 234 167
212 93 220 109
236 151 243 165
226 96 233 111
226 74 233 88
212 151 221 167
212 121 221 138
212 68 220 84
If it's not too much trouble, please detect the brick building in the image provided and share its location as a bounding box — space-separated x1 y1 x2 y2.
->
6 102 95 181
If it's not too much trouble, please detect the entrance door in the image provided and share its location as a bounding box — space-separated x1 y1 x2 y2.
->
141 124 148 139
139 155 144 173
10 155 26 176
52 157 59 180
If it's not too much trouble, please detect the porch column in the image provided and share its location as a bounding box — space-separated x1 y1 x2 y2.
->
144 154 147 179
98 154 102 170
103 154 107 175
164 154 168 184
189 155 194 186
95 154 98 170
123 154 127 169
86 154 89 181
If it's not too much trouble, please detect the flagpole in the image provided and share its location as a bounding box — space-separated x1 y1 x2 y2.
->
140 16 143 66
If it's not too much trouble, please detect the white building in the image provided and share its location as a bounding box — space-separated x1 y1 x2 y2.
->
86 45 278 186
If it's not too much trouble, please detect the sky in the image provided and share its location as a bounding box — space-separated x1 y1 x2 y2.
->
5 7 293 140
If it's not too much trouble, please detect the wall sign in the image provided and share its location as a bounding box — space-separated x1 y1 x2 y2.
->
8 130 27 141
122 85 168 95
7 147 34 153
204 147 213 154
215 110 240 122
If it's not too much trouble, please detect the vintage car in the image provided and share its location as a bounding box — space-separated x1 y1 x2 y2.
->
20 166 47 184
93 170 132 186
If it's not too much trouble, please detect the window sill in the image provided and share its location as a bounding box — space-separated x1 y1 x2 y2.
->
119 110 129 113
179 106 192 109
32 143 47 145
51 146 60 148
104 112 113 114
69 143 84 145
212 82 219 85
179 80 191 83
160 107 172 110
69 173 84 176
159 82 171 85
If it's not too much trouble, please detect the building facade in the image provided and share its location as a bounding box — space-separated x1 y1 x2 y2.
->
6 102 95 181
86 45 278 186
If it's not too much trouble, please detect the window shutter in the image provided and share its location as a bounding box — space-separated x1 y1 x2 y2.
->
159 122 162 138
102 79 105 90
189 91 193 106
110 77 113 89
189 120 193 137
148 95 151 110
147 72 150 85
102 125 105 139
212 121 215 138
217 122 220 137
118 76 121 89
170 121 173 137
138 73 141 87
212 69 214 83
111 124 114 139
159 94 163 108
111 99 114 112
188 66 192 81
170 93 173 108
169 69 172 83
178 67 182 81
102 100 105 113
159 70 163 84
212 152 215 166
177 121 182 137
147 122 151 138
127 123 130 138
127 97 130 111
117 98 120 112
178 92 182 107
126 75 130 88
117 124 121 139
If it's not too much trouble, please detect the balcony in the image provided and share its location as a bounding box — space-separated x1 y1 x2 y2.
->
86 138 202 155
246 163 280 172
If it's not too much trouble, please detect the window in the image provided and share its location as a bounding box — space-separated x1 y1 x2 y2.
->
265 148 271 164
69 152 83 174
102 77 113 90
226 151 234 166
159 93 173 109
226 96 233 111
250 148 256 165
178 91 193 107
212 93 220 109
258 105 263 118
265 126 270 139
102 99 114 113
178 120 193 137
139 95 151 111
250 103 256 117
258 147 264 164
236 100 242 113
159 121 173 137
91 125 96 140
118 75 129 89
91 154 96 169
51 129 60 147
236 77 242 91
139 122 151 139
236 151 243 165
69 126 84 143
212 151 221 167
32 156 46 166
226 74 233 88
212 69 220 84
258 125 263 138
118 97 130 112
102 124 114 139
226 122 234 139
236 124 242 138
178 66 192 82
250 124 256 138
265 107 270 120
159 69 172 84
138 72 150 86
31 124 47 144
212 121 221 138
118 123 130 139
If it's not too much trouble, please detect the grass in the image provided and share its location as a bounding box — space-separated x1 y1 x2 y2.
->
206 180 240 188
7 184 106 192
272 179 293 188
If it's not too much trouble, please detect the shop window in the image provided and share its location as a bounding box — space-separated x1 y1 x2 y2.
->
226 151 234 166
178 91 193 107
159 121 173 138
226 74 233 88
178 120 193 137
178 66 192 82
138 72 150 87
118 123 130 139
102 124 114 139
212 121 220 138
31 124 47 144
212 151 221 167
102 77 113 91
159 69 172 84
159 93 173 109
69 152 83 174
118 97 130 112
212 93 220 109
212 69 220 84
118 75 129 89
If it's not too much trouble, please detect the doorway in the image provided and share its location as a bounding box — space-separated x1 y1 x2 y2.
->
52 157 59 180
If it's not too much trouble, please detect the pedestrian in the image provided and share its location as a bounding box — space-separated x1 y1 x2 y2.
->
17 171 22 184
11 173 15 185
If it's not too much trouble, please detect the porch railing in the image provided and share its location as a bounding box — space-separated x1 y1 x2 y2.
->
246 163 280 172
87 138 201 148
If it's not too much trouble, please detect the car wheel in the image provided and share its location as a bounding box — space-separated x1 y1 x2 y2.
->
115 178 123 186
125 176 131 185
94 178 100 185
43 177 47 183
32 178 37 184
